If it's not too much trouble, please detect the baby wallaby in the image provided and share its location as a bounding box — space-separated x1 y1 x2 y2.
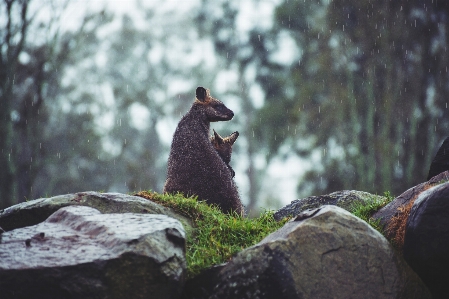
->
211 129 239 178
163 87 244 216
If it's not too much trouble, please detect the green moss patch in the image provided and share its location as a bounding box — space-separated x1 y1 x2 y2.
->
350 191 394 234
136 191 290 278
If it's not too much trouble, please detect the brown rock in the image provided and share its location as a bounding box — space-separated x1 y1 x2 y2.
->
404 182 449 299
372 171 449 241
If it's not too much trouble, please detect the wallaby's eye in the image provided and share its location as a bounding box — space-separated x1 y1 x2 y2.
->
214 104 226 113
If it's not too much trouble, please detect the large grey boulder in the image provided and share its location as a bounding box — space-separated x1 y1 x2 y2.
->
274 190 384 221
0 205 186 299
208 206 430 299
404 182 449 299
0 191 193 235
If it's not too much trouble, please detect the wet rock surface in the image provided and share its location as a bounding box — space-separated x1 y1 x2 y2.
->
0 191 193 234
206 206 430 299
404 182 449 299
0 205 186 299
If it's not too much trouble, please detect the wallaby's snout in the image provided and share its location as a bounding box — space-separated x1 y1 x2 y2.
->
194 86 234 122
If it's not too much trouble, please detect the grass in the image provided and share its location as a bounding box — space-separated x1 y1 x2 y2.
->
135 190 290 278
135 190 401 277
350 191 394 234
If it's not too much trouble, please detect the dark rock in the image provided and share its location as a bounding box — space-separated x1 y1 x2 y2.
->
372 171 449 234
403 182 449 299
274 190 384 221
209 206 430 299
181 264 226 299
427 136 449 180
0 191 193 235
0 205 186 299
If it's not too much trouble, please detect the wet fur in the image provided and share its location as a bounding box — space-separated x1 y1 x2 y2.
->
211 130 239 178
163 87 244 215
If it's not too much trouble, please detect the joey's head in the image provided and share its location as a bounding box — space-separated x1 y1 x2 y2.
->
194 87 234 122
211 129 239 164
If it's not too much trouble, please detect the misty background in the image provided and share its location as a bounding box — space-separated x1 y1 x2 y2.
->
1 0 448 216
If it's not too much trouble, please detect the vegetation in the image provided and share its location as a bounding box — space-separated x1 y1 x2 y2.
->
350 191 394 234
136 191 290 278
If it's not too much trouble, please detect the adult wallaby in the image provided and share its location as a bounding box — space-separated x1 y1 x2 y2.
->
211 129 239 178
163 87 244 216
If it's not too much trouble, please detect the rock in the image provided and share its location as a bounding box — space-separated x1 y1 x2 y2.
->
427 136 449 180
403 182 449 299
181 264 226 299
208 206 430 299
274 190 384 221
0 205 186 299
372 171 449 236
0 191 193 235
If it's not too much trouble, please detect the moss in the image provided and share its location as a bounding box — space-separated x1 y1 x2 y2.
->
136 191 290 278
349 191 394 235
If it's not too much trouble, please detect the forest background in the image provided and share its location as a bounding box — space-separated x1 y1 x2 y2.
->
1 0 448 216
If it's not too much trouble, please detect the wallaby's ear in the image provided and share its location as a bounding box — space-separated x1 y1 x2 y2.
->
228 131 239 145
196 87 207 102
213 129 224 144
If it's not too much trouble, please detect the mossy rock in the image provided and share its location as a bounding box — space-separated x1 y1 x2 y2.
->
274 190 386 221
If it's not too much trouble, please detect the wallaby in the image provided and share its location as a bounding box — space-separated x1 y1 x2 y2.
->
163 87 244 216
211 129 239 178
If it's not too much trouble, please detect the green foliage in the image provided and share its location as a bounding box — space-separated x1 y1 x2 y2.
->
251 0 449 198
138 191 290 278
350 191 394 234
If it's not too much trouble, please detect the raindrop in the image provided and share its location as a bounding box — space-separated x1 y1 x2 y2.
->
258 35 260 41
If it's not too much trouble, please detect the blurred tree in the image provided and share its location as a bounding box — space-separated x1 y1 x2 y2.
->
0 0 29 207
100 14 166 192
254 0 449 196
0 0 113 207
